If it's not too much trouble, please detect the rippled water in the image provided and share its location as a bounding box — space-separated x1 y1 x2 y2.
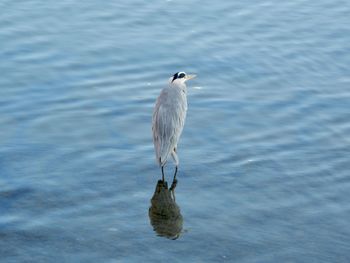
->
1 0 350 262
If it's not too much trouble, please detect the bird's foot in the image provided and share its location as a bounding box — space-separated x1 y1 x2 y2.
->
170 178 177 192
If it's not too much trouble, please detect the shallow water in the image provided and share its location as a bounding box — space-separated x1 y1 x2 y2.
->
1 0 350 262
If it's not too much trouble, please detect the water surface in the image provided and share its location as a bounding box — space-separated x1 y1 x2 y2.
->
1 0 350 262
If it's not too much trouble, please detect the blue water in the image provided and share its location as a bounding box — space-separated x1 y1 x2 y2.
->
1 0 350 262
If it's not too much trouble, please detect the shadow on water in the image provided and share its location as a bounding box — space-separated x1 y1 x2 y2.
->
148 179 183 240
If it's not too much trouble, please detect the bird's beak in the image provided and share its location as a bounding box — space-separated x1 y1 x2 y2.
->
185 74 197 81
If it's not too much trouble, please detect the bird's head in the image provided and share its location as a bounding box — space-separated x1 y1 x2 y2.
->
169 72 196 85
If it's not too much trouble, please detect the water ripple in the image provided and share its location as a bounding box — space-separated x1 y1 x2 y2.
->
1 0 350 262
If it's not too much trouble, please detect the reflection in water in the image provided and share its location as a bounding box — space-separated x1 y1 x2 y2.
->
149 180 183 240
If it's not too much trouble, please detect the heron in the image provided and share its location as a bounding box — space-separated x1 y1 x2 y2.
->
152 72 196 183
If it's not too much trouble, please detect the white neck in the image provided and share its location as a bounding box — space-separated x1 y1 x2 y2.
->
169 77 186 85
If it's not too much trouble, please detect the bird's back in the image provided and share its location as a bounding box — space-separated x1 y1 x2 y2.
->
152 86 187 166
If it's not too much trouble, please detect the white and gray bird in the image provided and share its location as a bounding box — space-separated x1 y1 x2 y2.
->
152 72 196 182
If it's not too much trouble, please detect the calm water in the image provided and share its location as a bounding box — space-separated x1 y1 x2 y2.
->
1 0 350 262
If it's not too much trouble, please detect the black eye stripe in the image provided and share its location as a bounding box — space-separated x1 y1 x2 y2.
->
172 72 186 82
172 73 178 82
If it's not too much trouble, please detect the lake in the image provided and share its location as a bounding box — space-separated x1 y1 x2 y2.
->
1 0 350 262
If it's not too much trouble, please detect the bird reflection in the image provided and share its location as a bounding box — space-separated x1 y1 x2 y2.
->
149 179 183 240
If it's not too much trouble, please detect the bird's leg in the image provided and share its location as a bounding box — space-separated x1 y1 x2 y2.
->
173 165 178 181
161 166 165 182
170 178 177 191
170 166 178 192
171 148 179 182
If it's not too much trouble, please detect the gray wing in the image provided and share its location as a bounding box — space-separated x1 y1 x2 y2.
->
152 88 187 166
